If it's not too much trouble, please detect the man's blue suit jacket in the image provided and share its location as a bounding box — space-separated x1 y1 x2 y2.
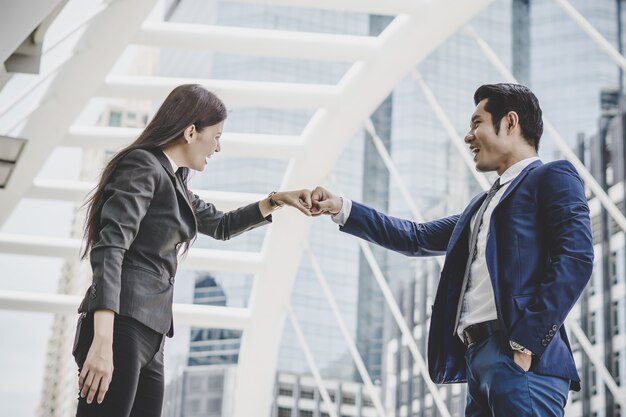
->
340 160 593 390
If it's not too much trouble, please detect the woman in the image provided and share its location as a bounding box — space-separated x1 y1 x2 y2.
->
72 84 311 417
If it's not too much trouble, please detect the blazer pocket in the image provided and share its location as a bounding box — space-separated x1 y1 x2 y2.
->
121 265 170 310
122 263 163 278
513 294 534 311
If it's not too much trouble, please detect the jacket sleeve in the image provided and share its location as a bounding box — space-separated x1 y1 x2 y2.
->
340 201 460 256
189 193 271 240
87 150 160 314
508 161 594 358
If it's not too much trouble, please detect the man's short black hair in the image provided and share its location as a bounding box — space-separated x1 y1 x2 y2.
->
473 83 543 150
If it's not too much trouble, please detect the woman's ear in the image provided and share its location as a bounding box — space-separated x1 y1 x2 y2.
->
183 124 196 144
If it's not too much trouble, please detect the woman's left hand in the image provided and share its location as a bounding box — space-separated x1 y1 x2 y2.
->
273 189 312 216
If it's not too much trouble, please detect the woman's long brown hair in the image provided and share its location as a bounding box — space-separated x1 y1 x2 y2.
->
81 84 227 259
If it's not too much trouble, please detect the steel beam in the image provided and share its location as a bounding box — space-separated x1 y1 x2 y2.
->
62 125 303 159
27 178 263 211
0 290 250 330
136 21 378 62
232 2 495 416
227 0 429 16
0 233 263 273
98 75 338 109
0 0 160 225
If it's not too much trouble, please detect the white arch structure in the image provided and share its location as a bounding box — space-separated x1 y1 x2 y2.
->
2 0 625 415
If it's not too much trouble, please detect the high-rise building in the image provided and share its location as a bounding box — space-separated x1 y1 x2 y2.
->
163 275 242 417
524 1 625 415
566 89 626 417
188 275 242 367
163 364 238 417
272 372 380 417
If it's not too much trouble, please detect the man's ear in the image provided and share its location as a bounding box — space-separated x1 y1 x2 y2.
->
183 124 196 143
506 111 519 134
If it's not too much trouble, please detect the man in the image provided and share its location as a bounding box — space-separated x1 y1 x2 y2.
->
311 84 594 416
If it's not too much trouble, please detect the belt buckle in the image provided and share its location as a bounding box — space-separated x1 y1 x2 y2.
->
462 329 474 348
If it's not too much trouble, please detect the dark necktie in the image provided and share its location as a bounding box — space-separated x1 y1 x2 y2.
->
454 178 503 331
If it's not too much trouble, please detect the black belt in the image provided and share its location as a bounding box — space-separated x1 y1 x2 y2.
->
461 319 499 348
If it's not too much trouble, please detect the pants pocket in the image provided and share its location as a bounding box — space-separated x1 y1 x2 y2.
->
502 345 530 374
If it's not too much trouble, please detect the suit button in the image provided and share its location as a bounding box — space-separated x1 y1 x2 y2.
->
548 330 554 337
551 325 558 331
541 339 548 347
169 276 175 285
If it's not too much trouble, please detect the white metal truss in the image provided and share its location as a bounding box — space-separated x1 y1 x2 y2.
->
226 0 429 16
0 0 160 223
27 178 264 211
135 22 378 62
287 305 340 417
99 75 338 108
232 3 495 415
552 0 626 71
410 70 492 191
358 241 451 417
0 233 263 273
63 126 303 158
326 140 450 415
305 246 388 417
0 289 250 329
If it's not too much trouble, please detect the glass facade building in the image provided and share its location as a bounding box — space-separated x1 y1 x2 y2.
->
188 275 242 367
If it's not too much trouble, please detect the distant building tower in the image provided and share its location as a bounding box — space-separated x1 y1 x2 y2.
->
188 275 242 367
272 372 380 417
163 274 241 417
565 90 626 417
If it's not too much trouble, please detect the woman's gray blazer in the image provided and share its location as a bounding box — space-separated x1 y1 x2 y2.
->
78 149 270 336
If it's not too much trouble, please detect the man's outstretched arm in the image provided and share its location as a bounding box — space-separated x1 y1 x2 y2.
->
311 186 459 257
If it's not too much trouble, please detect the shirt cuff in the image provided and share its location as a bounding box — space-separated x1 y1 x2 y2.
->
331 197 351 226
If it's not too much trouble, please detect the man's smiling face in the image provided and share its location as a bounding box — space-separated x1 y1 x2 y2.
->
464 98 515 175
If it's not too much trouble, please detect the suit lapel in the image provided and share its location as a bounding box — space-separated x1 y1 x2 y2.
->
494 159 542 210
153 150 197 224
446 192 487 252
445 161 541 264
